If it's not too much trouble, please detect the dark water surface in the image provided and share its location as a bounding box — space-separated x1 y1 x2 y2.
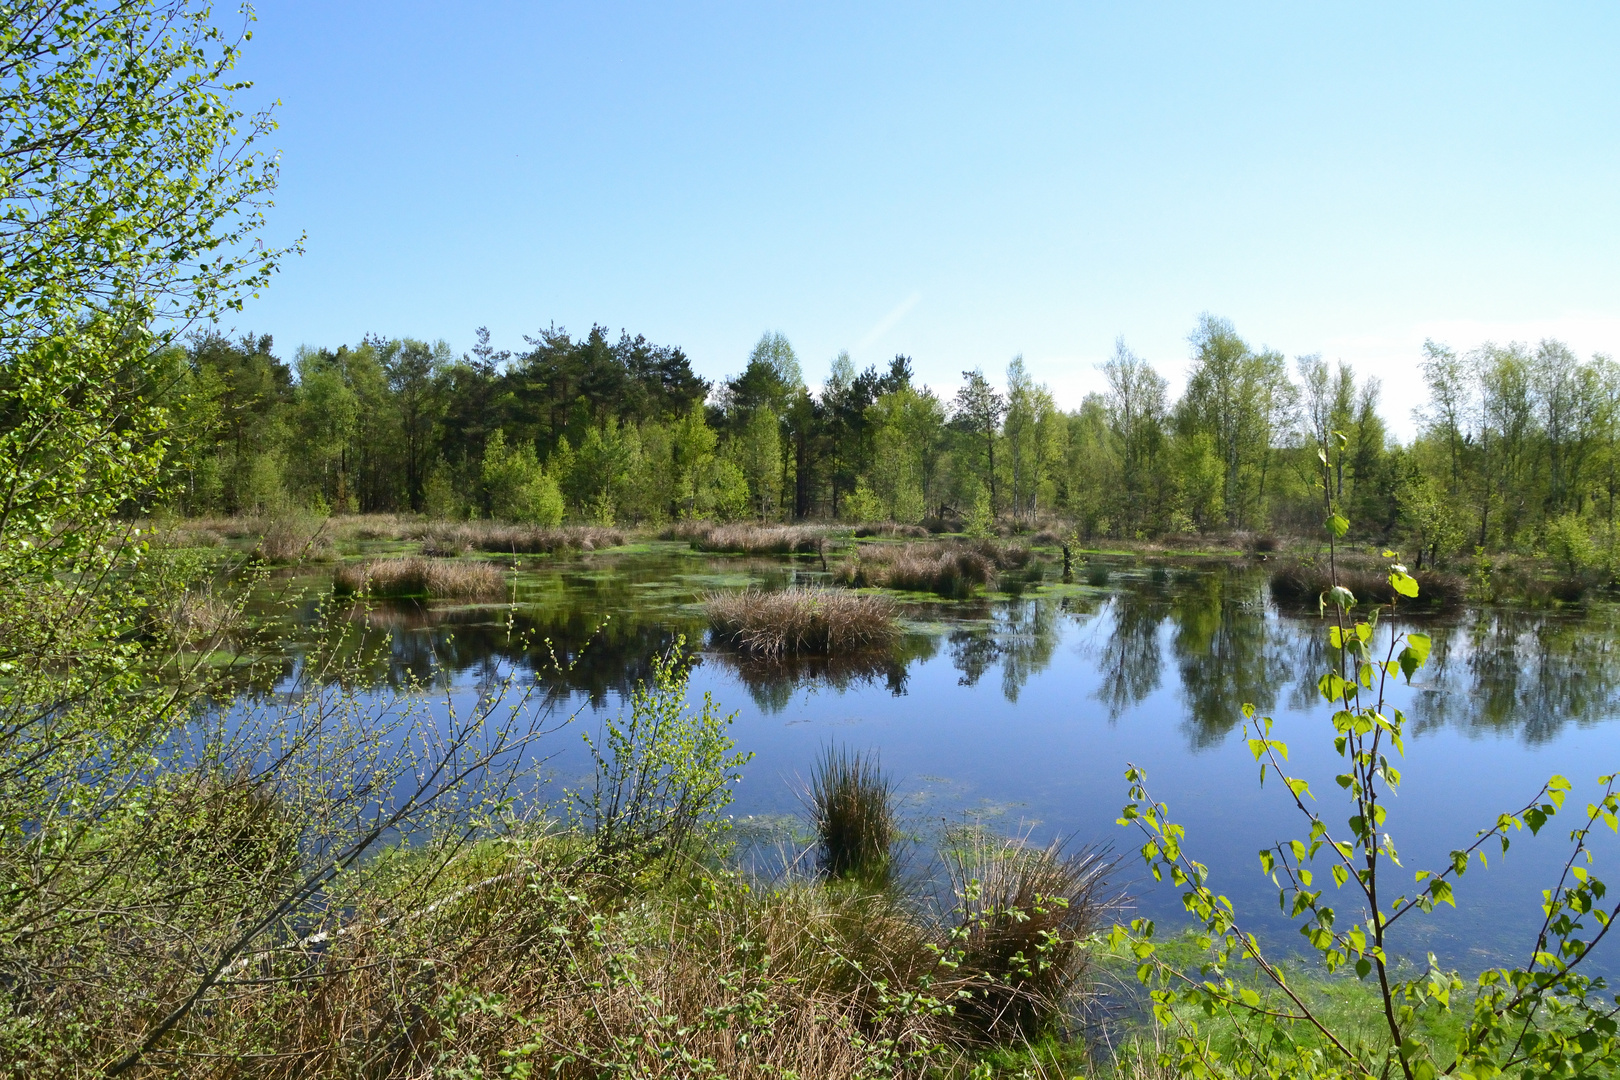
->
248 544 1620 976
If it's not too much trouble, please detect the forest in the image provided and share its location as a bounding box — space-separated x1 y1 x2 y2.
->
168 314 1620 567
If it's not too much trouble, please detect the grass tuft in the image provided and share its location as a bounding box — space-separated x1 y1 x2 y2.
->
807 745 896 882
706 587 899 657
417 521 626 555
253 517 336 564
836 540 1033 599
946 834 1120 1042
333 557 507 600
1269 559 1465 609
669 521 831 554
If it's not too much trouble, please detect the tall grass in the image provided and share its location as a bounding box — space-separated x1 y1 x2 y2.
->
1269 558 1465 608
807 745 896 882
945 834 1121 1042
140 842 963 1079
333 556 507 600
253 516 336 563
854 522 930 538
836 540 1034 599
707 587 899 658
417 521 626 555
670 521 831 554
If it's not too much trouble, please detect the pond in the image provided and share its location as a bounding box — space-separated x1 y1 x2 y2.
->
237 542 1620 977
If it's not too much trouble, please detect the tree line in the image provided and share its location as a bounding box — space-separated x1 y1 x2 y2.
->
161 314 1620 562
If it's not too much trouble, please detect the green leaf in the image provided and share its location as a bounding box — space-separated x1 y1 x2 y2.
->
1390 571 1419 598
1327 513 1350 538
1398 633 1432 682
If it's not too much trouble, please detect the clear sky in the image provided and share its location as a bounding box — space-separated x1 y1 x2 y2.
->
236 2 1620 435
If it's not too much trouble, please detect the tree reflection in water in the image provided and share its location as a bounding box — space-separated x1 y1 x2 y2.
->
947 596 1097 703
1405 607 1620 742
250 555 1620 749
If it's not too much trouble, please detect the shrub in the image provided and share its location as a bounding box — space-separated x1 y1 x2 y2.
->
572 640 750 866
807 745 896 883
482 430 564 525
333 557 506 600
1545 513 1598 577
707 588 899 658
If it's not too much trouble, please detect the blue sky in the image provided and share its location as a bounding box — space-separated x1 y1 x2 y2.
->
236 2 1620 434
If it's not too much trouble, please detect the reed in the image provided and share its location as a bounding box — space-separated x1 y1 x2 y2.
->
807 745 896 882
706 587 899 658
333 557 507 600
946 836 1120 1042
161 589 237 646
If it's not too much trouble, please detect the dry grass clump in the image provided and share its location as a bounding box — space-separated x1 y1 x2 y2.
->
333 557 507 601
418 521 625 556
837 540 1032 599
854 522 930 539
807 745 896 882
945 835 1120 1042
253 517 336 563
1269 559 1464 609
707 588 899 658
336 513 417 541
670 521 830 554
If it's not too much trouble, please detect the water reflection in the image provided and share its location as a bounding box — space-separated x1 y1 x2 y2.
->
252 554 1620 748
946 597 1096 702
1407 608 1620 742
709 634 939 714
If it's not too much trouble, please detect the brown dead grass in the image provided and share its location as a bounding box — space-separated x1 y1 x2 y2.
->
707 587 899 658
669 521 832 555
836 540 1032 599
253 518 337 564
1269 558 1465 609
141 851 960 1079
946 834 1122 1043
417 521 626 556
333 557 507 601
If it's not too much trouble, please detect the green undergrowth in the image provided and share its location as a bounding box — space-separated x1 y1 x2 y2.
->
1092 932 1474 1072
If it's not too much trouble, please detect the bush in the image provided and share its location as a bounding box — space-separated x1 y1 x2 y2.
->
253 516 336 563
572 640 750 865
482 430 564 525
706 588 899 658
1545 513 1598 577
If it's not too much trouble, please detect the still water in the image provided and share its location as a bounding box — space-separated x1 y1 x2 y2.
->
250 544 1620 976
